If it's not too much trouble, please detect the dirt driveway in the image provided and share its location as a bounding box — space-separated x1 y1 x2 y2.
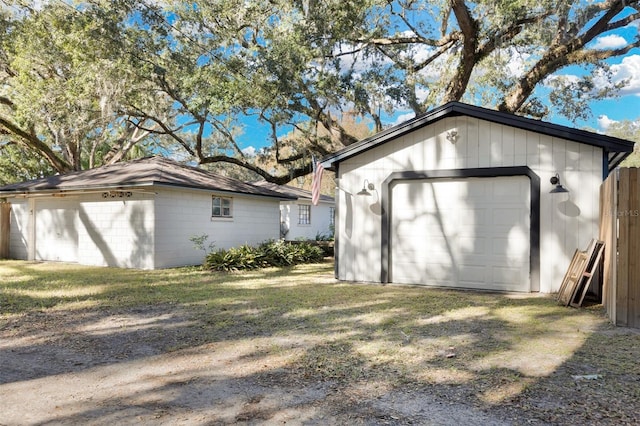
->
1 261 640 425
1 306 518 425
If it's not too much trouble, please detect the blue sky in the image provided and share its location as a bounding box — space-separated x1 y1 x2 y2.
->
555 28 640 132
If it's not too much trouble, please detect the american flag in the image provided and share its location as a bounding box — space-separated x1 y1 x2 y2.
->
311 158 324 206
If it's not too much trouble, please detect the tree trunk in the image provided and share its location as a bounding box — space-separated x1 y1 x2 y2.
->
443 0 478 103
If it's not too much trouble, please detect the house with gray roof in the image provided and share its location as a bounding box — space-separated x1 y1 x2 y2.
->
252 181 335 241
0 156 294 269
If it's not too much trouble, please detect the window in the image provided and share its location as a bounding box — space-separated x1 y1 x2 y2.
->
329 207 335 227
212 196 232 218
298 204 311 225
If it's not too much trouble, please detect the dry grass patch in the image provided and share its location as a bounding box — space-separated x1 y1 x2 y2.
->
2 260 640 424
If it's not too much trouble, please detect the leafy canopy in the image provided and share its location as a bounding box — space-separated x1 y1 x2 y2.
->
0 0 638 183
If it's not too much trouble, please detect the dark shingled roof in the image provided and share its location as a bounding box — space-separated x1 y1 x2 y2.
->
0 156 295 200
252 181 334 203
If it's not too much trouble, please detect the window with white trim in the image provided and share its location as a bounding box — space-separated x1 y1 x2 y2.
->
298 204 311 225
212 196 233 218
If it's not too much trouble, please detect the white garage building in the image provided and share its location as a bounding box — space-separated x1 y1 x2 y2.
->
320 102 634 293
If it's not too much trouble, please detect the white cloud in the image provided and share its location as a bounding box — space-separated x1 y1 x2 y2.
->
504 49 532 78
556 55 640 99
242 146 256 156
390 112 416 127
609 55 640 97
592 54 640 97
597 115 619 131
592 34 628 50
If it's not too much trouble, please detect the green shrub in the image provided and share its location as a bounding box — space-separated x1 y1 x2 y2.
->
260 239 295 266
289 241 325 263
261 239 324 266
204 244 266 272
315 230 334 241
205 240 324 271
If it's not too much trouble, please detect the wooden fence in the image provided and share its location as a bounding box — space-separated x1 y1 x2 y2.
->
600 168 640 328
0 202 10 259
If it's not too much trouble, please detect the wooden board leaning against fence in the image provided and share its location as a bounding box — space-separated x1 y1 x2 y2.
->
557 239 604 308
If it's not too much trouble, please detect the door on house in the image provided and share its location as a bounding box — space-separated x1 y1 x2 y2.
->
390 176 531 292
0 203 10 258
34 198 79 262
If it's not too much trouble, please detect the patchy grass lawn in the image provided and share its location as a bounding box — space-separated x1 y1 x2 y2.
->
1 260 639 425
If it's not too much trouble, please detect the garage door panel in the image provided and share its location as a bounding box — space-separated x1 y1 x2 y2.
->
491 180 524 197
459 265 487 282
492 267 526 288
396 247 456 263
492 208 525 225
492 266 522 282
391 176 530 292
395 216 444 234
393 261 455 283
491 237 522 257
35 199 79 262
456 236 488 253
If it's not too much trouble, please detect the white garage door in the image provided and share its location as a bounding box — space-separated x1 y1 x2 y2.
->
34 198 79 262
391 176 530 292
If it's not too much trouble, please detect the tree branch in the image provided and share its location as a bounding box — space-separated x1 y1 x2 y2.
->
569 40 640 62
499 0 630 113
129 107 197 157
0 96 15 108
199 155 313 185
0 115 72 173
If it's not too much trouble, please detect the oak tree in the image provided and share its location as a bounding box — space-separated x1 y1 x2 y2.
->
0 0 638 183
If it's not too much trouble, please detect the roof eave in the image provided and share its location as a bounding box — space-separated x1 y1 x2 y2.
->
151 182 296 200
0 182 156 197
0 181 297 201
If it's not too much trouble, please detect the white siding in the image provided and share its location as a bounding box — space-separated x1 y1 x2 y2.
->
337 116 602 293
153 188 281 268
281 201 334 241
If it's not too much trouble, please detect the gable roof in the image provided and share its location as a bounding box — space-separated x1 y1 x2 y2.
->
320 102 635 174
0 156 295 200
252 181 334 203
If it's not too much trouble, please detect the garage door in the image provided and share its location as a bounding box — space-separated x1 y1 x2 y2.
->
391 176 530 292
34 198 79 262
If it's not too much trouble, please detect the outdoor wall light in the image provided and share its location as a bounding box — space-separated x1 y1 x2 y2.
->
550 173 569 194
357 179 375 196
446 129 459 144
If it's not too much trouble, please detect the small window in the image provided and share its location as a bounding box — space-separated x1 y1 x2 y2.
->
329 206 335 226
298 204 311 225
212 196 232 218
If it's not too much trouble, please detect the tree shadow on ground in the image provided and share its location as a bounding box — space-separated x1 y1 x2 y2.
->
1 260 639 424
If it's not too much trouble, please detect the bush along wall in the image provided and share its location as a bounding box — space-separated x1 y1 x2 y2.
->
205 239 324 272
288 240 334 257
